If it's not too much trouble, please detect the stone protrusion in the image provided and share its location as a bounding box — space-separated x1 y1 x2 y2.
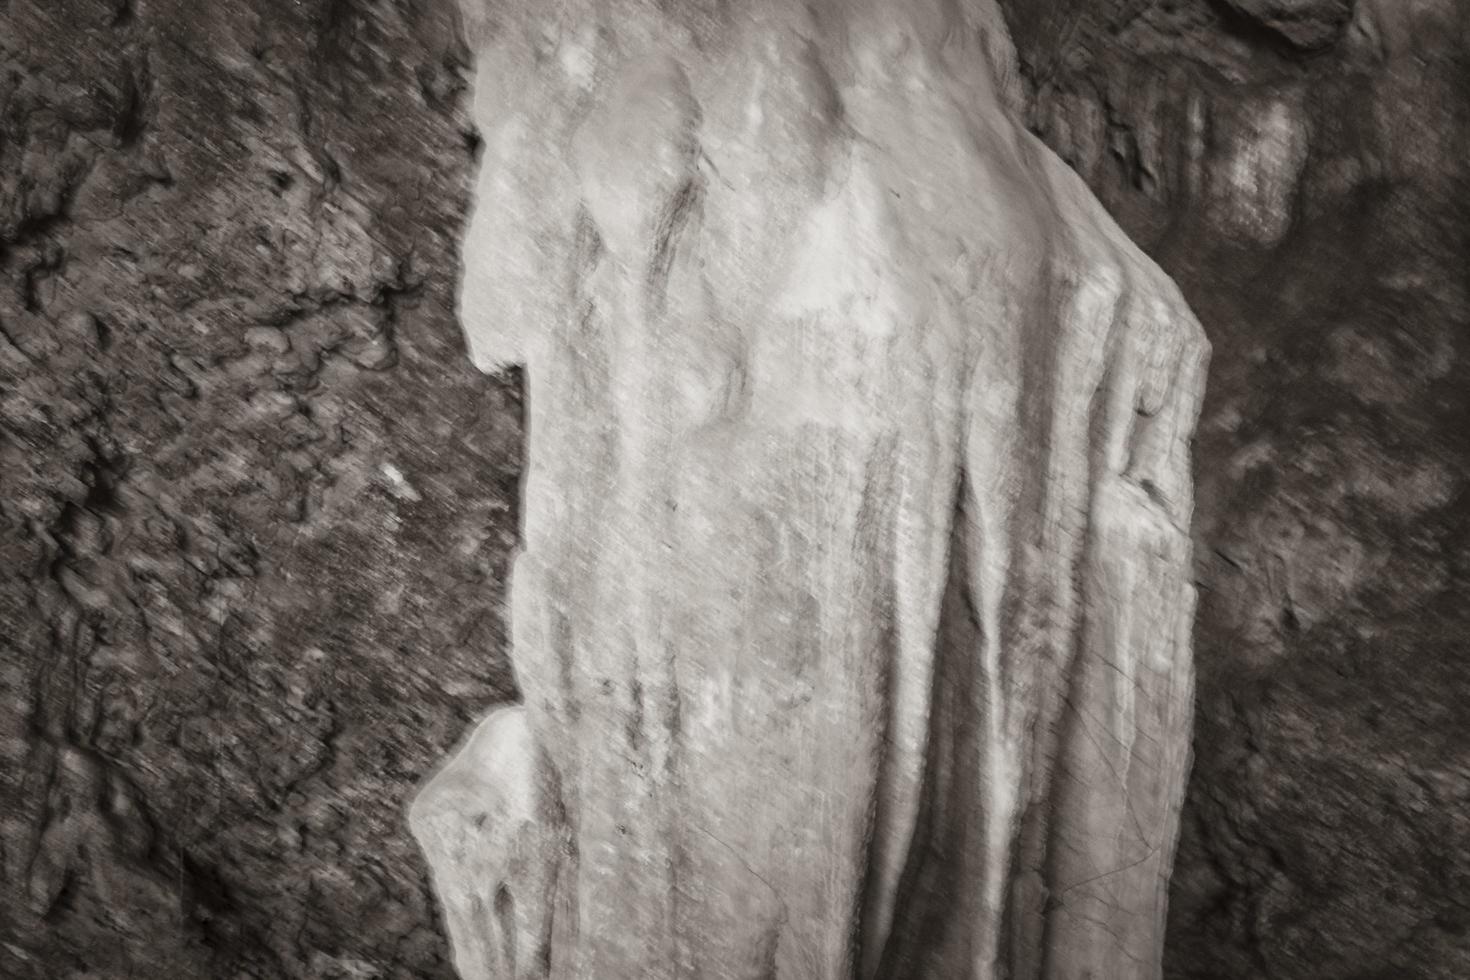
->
415 2 1209 977
410 707 569 980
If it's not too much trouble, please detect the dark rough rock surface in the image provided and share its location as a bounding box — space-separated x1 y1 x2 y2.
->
0 1 520 977
1000 1 1470 977
3 0 1469 977
1217 0 1357 51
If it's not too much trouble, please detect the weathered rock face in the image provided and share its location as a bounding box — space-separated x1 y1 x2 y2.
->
411 1 1208 977
999 1 1470 977
6 0 1465 977
0 2 513 977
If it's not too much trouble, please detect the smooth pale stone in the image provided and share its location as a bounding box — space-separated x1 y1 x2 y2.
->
408 707 569 980
413 1 1210 978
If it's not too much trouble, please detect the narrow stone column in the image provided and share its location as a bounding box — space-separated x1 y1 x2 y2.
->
410 2 1209 978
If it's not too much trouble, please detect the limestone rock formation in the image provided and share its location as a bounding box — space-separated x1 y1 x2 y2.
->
411 1 1209 977
5 0 1467 977
1005 1 1470 977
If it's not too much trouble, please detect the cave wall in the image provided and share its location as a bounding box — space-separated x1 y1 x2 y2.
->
2 0 1468 978
0 2 515 977
994 1 1470 977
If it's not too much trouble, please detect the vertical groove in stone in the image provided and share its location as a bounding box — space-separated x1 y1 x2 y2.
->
412 2 1208 977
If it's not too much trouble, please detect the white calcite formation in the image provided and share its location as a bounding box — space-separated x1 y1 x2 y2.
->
411 1 1210 977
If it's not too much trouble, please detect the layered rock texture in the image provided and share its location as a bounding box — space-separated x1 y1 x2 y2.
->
410 1 1208 977
2 0 1468 978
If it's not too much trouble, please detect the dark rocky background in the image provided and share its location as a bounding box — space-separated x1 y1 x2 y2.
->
998 1 1470 977
0 2 518 976
0 0 1466 977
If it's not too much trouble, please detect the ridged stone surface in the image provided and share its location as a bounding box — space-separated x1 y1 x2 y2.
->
410 2 1208 978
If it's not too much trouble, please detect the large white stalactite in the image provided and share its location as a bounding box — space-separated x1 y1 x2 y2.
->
409 1 1210 977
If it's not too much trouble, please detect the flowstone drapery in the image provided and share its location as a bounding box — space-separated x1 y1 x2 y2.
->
410 1 1209 977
